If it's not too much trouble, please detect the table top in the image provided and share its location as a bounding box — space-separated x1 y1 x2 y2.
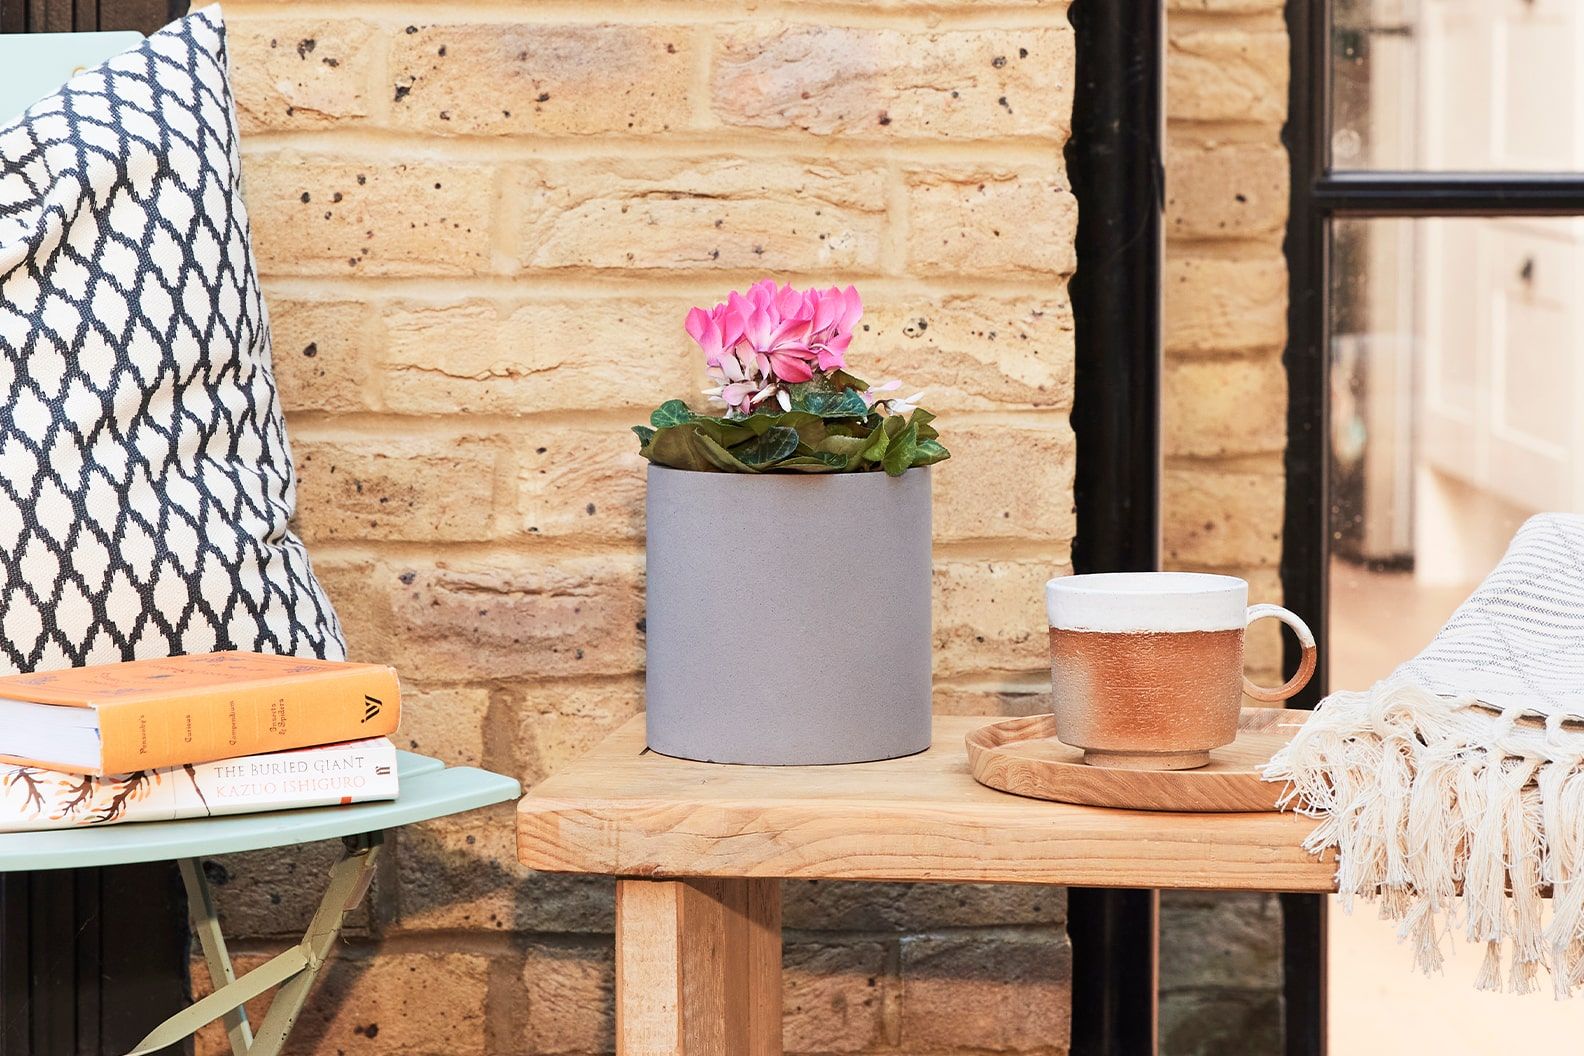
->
517 715 1339 892
0 752 520 872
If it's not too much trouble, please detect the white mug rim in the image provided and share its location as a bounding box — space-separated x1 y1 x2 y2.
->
1046 571 1250 633
1046 571 1247 596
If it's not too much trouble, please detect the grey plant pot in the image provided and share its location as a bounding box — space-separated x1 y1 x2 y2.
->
644 464 933 765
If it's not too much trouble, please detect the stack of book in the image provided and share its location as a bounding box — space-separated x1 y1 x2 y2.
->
0 651 402 832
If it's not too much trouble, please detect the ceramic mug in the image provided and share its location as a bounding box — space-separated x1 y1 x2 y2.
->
1044 572 1316 771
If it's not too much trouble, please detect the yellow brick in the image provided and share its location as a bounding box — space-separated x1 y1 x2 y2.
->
713 25 1072 140
935 556 1067 677
933 422 1076 542
522 943 614 1053
394 805 618 934
395 803 521 932
1167 29 1288 125
389 23 694 136
932 681 1050 717
860 294 1074 411
1165 142 1288 241
266 296 376 414
1163 354 1287 459
380 299 693 416
1162 464 1284 568
293 437 499 543
385 556 644 680
906 168 1077 276
899 933 1072 1051
245 155 495 276
397 683 491 767
516 429 647 541
1165 256 1287 354
310 557 393 663
509 677 644 787
228 19 376 132
515 158 887 273
205 841 370 940
784 941 890 1053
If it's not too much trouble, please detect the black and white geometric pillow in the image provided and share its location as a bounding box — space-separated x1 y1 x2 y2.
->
0 7 345 675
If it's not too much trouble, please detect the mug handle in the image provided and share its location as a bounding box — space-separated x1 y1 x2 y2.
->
1241 604 1317 703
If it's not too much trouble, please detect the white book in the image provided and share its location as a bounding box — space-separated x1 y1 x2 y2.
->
0 738 399 832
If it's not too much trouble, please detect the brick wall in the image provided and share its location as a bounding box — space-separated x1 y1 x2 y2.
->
199 1 1078 1053
192 1 1293 1051
1158 0 1290 1052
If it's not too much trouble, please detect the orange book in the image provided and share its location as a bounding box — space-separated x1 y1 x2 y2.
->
0 651 400 775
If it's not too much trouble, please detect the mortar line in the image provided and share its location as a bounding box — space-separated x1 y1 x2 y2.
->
238 128 1074 162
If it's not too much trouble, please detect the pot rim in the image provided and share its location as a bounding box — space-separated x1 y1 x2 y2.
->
646 463 930 484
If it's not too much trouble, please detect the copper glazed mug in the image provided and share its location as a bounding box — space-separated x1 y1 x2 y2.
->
1045 572 1316 771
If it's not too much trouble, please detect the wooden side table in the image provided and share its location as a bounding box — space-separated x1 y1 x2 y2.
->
1 751 519 1056
518 715 1335 1054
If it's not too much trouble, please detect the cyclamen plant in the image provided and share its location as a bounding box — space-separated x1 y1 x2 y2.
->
634 280 949 476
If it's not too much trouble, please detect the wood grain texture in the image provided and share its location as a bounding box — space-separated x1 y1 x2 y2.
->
518 716 1337 893
966 708 1308 812
616 878 781 1056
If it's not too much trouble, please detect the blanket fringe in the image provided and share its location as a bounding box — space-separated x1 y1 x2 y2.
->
1265 681 1584 996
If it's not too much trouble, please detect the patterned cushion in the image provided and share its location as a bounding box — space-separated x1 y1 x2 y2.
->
0 7 344 674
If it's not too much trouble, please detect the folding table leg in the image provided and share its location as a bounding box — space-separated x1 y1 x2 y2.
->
125 831 384 1056
246 832 382 1054
615 877 782 1056
179 857 253 1056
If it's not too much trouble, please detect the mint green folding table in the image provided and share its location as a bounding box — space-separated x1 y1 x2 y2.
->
0 751 519 1056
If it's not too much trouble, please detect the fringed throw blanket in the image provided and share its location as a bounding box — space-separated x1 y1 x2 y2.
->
1267 513 1584 997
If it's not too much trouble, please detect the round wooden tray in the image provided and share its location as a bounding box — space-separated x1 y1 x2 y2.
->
965 708 1310 812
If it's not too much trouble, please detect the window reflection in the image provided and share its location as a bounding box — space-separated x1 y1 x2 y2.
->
1327 215 1584 1050
1331 0 1583 172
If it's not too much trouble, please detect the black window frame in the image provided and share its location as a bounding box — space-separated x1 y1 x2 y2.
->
1281 2 1584 1054
1065 2 1165 1054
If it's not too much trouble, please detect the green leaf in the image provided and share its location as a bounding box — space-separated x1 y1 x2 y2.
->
911 438 950 467
632 425 656 448
646 425 709 470
730 410 824 443
731 412 779 436
696 431 756 472
644 423 758 472
644 424 717 472
882 421 919 476
692 416 756 448
909 408 938 440
650 400 696 429
790 387 870 419
818 434 873 459
783 412 829 447
826 368 870 393
860 423 890 462
776 452 847 473
737 426 801 467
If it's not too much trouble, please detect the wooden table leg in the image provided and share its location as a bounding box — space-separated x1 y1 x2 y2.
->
615 878 782 1056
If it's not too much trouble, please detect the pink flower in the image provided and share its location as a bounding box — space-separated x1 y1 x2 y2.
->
687 280 865 415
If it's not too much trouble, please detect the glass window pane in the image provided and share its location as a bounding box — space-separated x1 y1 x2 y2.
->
1327 215 1584 1048
1331 0 1583 171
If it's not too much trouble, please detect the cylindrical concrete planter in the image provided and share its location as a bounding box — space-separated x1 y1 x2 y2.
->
645 464 933 765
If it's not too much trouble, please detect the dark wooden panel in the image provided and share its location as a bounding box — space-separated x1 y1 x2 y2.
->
99 0 179 33
0 6 190 1055
0 876 30 1052
0 0 176 32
